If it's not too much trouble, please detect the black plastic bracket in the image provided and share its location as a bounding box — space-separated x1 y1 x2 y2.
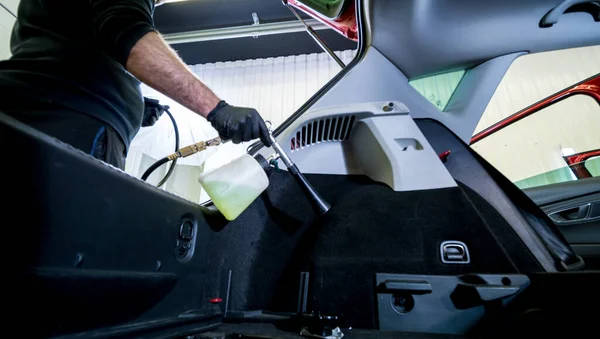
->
376 273 530 335
560 255 586 271
174 215 197 263
297 272 310 313
451 283 519 310
379 279 433 295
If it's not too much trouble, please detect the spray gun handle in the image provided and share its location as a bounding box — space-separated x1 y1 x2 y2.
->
288 164 331 215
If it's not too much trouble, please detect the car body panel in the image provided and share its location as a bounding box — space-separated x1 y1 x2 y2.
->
287 0 358 41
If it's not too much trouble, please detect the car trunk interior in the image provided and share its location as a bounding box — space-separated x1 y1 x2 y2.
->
4 110 599 338
2 0 600 338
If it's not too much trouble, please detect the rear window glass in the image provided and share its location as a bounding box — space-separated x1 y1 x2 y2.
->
409 70 465 111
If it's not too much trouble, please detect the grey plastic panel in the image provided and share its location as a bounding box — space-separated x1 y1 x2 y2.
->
312 48 522 143
350 114 456 191
444 52 525 140
371 0 600 78
260 102 398 176
313 48 438 121
262 101 457 191
376 273 530 334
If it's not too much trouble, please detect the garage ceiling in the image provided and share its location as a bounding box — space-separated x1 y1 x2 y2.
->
154 0 305 34
154 0 356 64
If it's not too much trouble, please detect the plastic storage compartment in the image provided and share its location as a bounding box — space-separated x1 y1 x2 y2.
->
198 154 269 220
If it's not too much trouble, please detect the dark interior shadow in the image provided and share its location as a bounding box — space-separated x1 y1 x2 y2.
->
565 3 600 20
201 204 230 232
268 211 334 313
260 193 304 235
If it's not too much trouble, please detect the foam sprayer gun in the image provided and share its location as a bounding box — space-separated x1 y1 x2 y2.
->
197 124 331 221
266 132 331 215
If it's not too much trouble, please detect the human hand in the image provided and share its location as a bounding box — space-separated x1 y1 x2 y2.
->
207 101 272 146
142 97 168 127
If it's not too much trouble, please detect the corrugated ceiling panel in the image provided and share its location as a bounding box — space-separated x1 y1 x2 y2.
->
188 49 355 134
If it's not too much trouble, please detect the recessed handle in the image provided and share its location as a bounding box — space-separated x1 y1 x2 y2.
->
540 0 600 27
548 203 591 224
381 279 433 295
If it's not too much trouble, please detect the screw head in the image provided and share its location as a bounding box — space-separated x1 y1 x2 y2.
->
74 253 84 268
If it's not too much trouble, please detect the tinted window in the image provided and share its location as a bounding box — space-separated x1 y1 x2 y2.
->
409 70 465 111
472 95 600 189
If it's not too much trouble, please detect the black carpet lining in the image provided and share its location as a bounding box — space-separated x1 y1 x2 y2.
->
205 171 540 328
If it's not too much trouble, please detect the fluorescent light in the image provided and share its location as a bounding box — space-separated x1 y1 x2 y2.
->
156 0 191 5
163 19 327 44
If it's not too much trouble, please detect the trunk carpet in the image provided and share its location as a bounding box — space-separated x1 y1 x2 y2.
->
206 171 538 328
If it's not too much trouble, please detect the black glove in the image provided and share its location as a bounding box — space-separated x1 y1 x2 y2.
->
142 97 168 127
207 101 272 146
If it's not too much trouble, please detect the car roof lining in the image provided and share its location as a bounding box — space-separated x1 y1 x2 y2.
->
371 0 600 79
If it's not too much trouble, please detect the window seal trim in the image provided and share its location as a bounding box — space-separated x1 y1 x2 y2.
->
564 148 600 179
470 72 600 145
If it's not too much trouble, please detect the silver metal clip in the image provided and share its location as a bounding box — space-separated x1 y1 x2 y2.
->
251 13 260 38
265 120 273 133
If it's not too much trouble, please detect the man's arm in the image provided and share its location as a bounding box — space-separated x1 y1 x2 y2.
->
89 0 271 145
90 0 217 116
126 31 219 117
126 31 271 145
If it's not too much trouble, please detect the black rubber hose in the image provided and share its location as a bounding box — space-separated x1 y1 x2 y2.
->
141 108 179 185
156 109 179 187
141 156 170 182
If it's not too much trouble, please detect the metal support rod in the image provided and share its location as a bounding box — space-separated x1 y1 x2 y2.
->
163 19 327 44
0 3 16 18
285 4 346 68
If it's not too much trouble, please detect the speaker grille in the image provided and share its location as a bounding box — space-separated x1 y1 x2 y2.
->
291 115 356 152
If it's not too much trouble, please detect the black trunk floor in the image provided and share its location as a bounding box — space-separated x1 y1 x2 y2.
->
206 171 537 329
194 323 469 339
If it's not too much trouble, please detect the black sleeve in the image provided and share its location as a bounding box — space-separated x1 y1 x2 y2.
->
89 0 156 67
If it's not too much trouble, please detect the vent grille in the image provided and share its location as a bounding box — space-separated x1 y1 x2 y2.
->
291 115 356 151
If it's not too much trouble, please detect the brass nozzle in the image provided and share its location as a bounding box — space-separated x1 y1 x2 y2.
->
166 137 224 161
178 141 207 158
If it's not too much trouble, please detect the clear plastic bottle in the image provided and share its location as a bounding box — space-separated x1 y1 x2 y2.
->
198 154 269 221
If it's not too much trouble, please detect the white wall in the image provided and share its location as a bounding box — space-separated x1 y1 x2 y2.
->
0 0 18 60
472 46 600 184
127 50 356 202
473 95 600 183
475 45 600 133
0 0 18 12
